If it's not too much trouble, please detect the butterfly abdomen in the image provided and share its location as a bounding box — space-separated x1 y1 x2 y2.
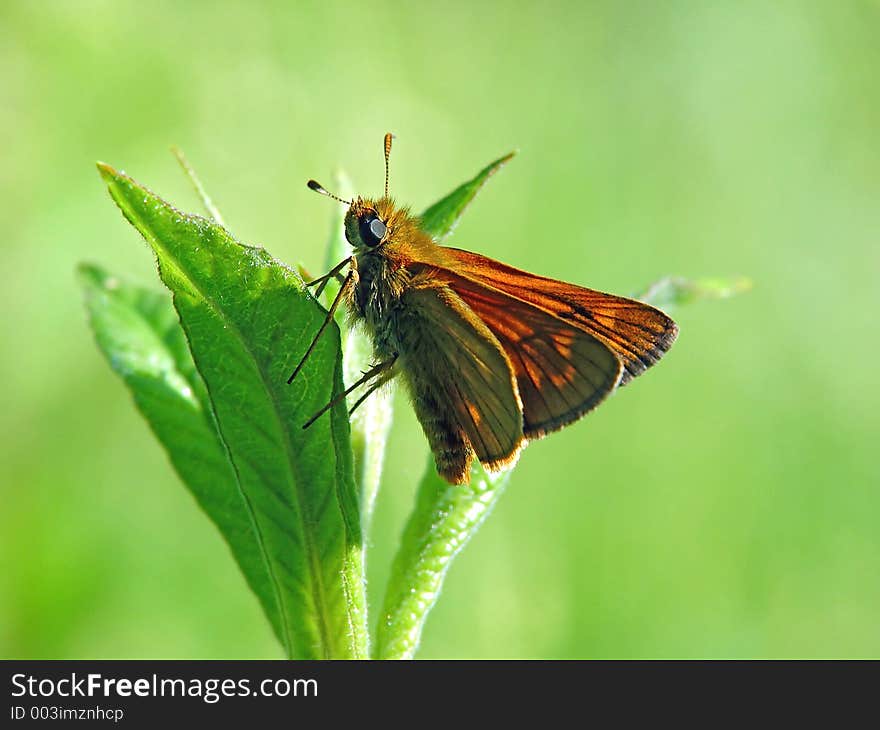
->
407 376 474 485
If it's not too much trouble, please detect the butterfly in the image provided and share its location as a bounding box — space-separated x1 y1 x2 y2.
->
289 134 678 484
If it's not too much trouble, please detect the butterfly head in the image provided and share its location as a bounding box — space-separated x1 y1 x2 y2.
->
308 133 414 253
344 196 398 251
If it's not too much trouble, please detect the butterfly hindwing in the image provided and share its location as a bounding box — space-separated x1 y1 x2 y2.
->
397 277 524 483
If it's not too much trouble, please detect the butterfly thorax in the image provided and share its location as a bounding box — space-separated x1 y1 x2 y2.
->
344 196 439 360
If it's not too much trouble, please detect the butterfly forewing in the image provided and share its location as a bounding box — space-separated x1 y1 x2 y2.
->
437 248 678 386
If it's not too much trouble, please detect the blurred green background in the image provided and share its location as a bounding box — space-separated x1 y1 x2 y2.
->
2 0 879 659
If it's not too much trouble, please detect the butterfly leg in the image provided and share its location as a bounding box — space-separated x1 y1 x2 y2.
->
302 354 398 429
287 265 356 384
306 256 351 299
297 264 345 289
348 369 396 417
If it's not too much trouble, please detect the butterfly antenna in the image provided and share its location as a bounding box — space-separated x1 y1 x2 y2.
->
307 179 351 205
383 132 394 198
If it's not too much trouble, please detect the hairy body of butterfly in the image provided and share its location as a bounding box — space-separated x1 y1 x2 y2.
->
291 135 678 485
339 194 677 484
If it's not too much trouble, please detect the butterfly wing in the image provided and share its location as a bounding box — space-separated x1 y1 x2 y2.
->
409 248 677 439
398 278 525 483
431 269 624 438
439 248 678 385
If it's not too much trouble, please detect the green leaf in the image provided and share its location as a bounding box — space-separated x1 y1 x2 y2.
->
79 263 288 647
636 275 752 310
419 151 516 240
94 163 367 659
376 460 511 659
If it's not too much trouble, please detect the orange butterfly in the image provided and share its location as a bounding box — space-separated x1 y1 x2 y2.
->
289 134 677 484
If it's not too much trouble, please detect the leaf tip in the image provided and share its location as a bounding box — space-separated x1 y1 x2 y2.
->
76 260 100 282
696 275 754 300
730 276 754 294
96 161 118 181
76 261 115 293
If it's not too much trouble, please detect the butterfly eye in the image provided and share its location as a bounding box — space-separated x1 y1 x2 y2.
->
359 214 387 247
